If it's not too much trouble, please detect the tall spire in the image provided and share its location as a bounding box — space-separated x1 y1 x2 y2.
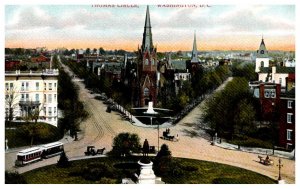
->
257 35 268 58
141 5 153 52
191 31 199 63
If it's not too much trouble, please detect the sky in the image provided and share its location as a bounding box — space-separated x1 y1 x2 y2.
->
5 4 295 51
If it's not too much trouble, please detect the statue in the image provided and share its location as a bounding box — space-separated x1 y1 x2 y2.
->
142 139 150 157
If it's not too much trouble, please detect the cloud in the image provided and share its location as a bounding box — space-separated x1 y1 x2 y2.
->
5 5 295 50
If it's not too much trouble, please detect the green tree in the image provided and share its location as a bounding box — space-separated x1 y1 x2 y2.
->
110 133 141 157
99 47 106 55
154 144 172 176
57 151 70 168
85 48 91 55
234 99 256 135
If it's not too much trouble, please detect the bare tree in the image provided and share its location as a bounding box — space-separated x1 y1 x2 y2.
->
5 86 19 122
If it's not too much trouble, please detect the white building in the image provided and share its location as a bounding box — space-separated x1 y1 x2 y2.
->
258 66 295 92
5 69 59 127
255 37 270 72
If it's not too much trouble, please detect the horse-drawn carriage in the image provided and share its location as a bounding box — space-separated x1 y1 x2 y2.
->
162 129 178 141
84 146 105 156
258 155 274 165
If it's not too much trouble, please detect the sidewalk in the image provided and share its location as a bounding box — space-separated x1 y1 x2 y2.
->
214 141 295 160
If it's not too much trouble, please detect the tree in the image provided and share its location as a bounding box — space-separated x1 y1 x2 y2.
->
57 151 70 168
85 48 91 55
5 86 19 122
110 133 141 157
154 144 172 176
202 77 256 139
234 99 256 135
99 47 106 55
93 48 97 55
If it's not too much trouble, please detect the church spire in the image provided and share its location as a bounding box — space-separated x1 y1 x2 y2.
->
191 31 199 63
141 5 153 52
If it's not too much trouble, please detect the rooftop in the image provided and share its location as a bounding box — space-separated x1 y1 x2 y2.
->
5 69 59 77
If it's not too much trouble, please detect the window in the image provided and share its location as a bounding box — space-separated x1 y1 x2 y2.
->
54 107 57 114
10 83 13 90
260 61 264 68
21 94 25 101
49 83 52 90
25 82 29 91
48 107 52 116
145 59 149 65
260 50 264 54
264 89 276 98
144 88 149 96
152 58 155 65
48 94 52 103
287 129 293 140
44 94 46 103
21 82 25 91
54 94 57 102
35 94 39 101
5 95 9 100
54 83 57 89
43 106 46 115
44 83 46 90
5 83 9 90
279 78 282 84
36 82 39 90
288 101 293 109
25 94 29 101
287 113 293 124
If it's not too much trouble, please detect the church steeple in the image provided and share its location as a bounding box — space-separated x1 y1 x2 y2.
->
257 36 268 58
191 31 199 63
141 5 153 52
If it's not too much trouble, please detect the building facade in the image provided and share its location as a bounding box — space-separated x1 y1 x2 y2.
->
279 90 295 150
135 6 158 107
5 69 59 127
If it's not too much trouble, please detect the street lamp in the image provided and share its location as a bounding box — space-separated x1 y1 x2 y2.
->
277 158 283 181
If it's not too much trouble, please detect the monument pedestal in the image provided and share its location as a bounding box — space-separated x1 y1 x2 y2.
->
137 160 164 184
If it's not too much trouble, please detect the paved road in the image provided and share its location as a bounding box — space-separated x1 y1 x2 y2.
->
5 57 295 183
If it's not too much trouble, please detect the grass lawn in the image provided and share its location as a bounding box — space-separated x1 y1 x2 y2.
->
5 122 63 148
21 156 276 184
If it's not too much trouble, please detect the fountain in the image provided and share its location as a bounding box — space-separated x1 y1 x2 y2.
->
131 101 173 127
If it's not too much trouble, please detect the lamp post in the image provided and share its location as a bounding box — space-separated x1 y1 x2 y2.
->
277 158 283 181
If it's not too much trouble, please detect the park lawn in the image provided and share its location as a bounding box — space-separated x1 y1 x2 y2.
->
22 156 276 184
5 122 63 148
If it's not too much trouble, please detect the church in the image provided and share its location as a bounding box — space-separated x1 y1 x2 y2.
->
132 6 158 107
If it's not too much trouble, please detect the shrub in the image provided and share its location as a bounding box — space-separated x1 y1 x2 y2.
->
57 151 70 168
110 133 141 157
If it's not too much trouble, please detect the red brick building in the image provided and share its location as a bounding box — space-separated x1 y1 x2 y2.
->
135 6 158 107
278 89 295 150
256 83 281 121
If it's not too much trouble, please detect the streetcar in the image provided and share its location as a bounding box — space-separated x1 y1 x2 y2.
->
15 147 43 166
41 142 64 158
15 141 64 166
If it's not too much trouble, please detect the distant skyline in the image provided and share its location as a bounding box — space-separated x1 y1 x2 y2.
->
5 5 295 51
